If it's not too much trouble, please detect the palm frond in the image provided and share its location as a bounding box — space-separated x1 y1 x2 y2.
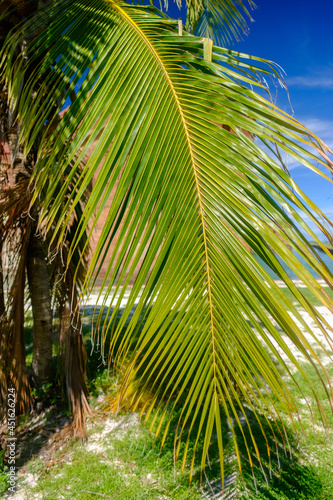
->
186 0 255 46
2 0 333 482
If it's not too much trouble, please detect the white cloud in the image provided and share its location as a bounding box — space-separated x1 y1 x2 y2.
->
255 114 333 172
275 117 333 171
287 75 333 89
301 118 333 147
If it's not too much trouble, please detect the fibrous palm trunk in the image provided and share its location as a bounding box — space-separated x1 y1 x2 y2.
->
1 2 91 432
59 302 92 437
0 223 8 417
10 230 31 414
27 217 53 386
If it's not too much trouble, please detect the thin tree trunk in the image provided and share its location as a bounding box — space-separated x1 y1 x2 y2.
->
1 4 54 408
0 228 8 418
10 244 30 414
27 221 53 386
56 259 92 437
0 231 5 318
60 303 92 438
0 88 8 416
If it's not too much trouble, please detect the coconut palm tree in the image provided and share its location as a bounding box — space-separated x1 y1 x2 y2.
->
0 0 54 415
0 1 92 429
2 0 333 482
0 141 92 433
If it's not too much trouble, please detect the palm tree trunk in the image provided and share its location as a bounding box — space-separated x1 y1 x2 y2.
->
60 305 92 437
27 220 53 386
0 231 5 318
0 227 8 418
10 245 31 414
56 260 92 437
1 4 54 404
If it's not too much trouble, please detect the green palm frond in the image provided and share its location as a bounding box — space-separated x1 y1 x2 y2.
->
2 0 333 482
186 0 255 46
135 0 255 46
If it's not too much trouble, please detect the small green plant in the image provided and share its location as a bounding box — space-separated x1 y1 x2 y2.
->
0 450 8 495
27 459 45 475
31 382 52 398
18 414 29 427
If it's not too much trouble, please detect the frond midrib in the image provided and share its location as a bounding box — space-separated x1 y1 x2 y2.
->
111 0 218 384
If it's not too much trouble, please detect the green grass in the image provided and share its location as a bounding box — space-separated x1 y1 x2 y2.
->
277 285 333 307
20 412 203 499
14 359 333 500
10 284 333 499
0 451 7 495
235 362 333 499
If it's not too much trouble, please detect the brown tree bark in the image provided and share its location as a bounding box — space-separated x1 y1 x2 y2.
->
1 3 91 427
0 232 5 318
27 221 54 386
0 226 8 418
10 241 31 414
59 303 92 438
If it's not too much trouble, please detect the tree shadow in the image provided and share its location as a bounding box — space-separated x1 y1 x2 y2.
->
232 406 326 499
11 301 327 499
1 402 71 497
85 304 328 499
152 402 326 499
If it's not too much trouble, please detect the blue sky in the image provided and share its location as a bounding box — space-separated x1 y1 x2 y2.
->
165 0 333 239
232 0 333 230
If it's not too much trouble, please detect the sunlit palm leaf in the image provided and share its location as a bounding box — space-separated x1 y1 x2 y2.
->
185 0 255 46
2 0 333 482
139 0 255 46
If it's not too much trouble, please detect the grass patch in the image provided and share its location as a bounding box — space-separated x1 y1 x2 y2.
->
11 284 333 499
277 285 333 307
15 360 333 499
235 362 333 499
22 413 203 499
